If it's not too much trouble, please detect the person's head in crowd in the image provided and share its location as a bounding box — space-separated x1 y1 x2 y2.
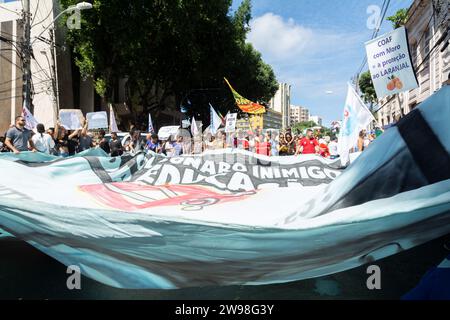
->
131 128 140 140
146 133 152 142
176 135 183 143
111 132 118 140
15 116 26 129
99 129 106 138
285 132 293 142
306 129 314 139
279 132 285 143
58 126 67 138
36 123 46 137
359 130 365 138
151 133 158 144
47 127 54 137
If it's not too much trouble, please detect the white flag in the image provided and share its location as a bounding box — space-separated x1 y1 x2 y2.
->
191 116 199 136
22 104 39 130
338 84 376 166
109 104 119 132
209 103 222 135
148 114 154 133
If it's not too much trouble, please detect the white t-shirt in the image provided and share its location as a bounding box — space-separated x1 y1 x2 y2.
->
328 141 339 156
32 133 55 154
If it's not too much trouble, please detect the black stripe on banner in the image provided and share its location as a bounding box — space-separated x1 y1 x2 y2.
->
84 156 113 183
397 109 450 184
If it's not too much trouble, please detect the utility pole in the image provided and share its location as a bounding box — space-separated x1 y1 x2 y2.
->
22 0 33 114
49 28 59 122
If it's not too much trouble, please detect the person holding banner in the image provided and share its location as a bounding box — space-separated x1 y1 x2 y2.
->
4 116 37 154
145 134 161 154
31 124 55 154
297 129 319 155
76 119 94 153
54 121 79 157
109 132 124 157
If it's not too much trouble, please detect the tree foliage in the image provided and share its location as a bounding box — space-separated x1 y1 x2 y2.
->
359 70 378 107
60 0 278 124
386 8 409 29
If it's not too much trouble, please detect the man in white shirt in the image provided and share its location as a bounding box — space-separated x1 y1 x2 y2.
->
328 137 339 160
32 124 55 154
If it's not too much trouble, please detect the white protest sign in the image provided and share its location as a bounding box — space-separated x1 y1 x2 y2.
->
87 112 108 130
158 126 180 140
365 27 418 98
59 109 83 130
225 113 238 133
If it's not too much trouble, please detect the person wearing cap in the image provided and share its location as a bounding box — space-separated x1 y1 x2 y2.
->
32 123 55 154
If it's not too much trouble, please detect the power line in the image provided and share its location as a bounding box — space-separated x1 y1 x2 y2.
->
31 0 41 26
0 4 21 16
31 5 53 29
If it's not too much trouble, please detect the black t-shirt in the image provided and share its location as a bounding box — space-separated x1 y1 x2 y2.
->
110 139 123 157
68 137 78 155
99 138 110 154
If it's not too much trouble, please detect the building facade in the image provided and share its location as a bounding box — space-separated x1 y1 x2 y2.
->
309 115 323 126
269 83 291 129
376 0 450 126
290 105 310 125
0 0 78 133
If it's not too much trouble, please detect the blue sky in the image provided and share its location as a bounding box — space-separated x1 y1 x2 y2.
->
232 0 413 126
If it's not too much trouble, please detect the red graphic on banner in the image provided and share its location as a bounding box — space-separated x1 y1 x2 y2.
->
79 183 256 211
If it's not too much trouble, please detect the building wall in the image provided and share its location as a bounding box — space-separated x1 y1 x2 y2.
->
309 115 322 126
264 108 282 129
269 83 291 129
376 0 450 126
290 105 310 125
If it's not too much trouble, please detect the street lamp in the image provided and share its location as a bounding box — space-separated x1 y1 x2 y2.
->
31 2 93 46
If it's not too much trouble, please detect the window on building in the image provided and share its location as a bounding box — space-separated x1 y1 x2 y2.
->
411 41 418 68
421 26 431 70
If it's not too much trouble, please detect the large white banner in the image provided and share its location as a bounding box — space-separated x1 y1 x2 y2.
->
365 27 418 98
0 86 449 290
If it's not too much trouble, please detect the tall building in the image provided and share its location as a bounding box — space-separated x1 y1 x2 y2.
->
235 108 282 131
375 0 450 127
309 115 323 126
290 105 310 125
269 83 291 129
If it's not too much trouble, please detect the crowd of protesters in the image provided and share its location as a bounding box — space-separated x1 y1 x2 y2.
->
0 116 378 159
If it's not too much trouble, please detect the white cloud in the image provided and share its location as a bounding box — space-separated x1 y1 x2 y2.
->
247 13 364 66
247 13 314 61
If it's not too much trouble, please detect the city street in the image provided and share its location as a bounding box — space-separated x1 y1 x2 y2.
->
1 0 449 304
1 234 449 300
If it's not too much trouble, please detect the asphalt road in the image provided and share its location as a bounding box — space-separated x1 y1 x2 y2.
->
1 233 449 300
